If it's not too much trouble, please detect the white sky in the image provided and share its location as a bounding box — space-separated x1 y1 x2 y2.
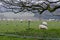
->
0 2 3 5
48 0 59 2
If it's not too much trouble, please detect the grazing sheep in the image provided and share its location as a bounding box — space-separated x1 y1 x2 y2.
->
39 21 48 30
7 19 11 21
20 19 23 23
48 19 55 21
42 21 47 26
11 19 14 21
0 19 2 21
39 24 48 30
3 18 6 20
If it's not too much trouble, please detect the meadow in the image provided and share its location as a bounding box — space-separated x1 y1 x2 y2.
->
0 20 60 40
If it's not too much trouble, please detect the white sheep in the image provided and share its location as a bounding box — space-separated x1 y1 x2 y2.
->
20 19 23 23
39 21 48 30
11 19 14 21
42 21 47 26
7 19 11 21
3 18 6 20
0 19 2 21
20 19 23 21
39 24 48 30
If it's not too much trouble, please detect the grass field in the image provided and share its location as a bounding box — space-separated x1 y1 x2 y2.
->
0 20 60 40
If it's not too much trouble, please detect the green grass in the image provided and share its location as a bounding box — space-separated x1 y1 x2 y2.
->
0 20 60 32
0 20 60 40
0 20 41 33
0 36 38 40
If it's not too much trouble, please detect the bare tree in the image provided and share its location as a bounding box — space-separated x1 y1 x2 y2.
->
0 0 60 14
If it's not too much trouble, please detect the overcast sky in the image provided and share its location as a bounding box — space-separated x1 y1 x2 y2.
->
0 0 60 19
